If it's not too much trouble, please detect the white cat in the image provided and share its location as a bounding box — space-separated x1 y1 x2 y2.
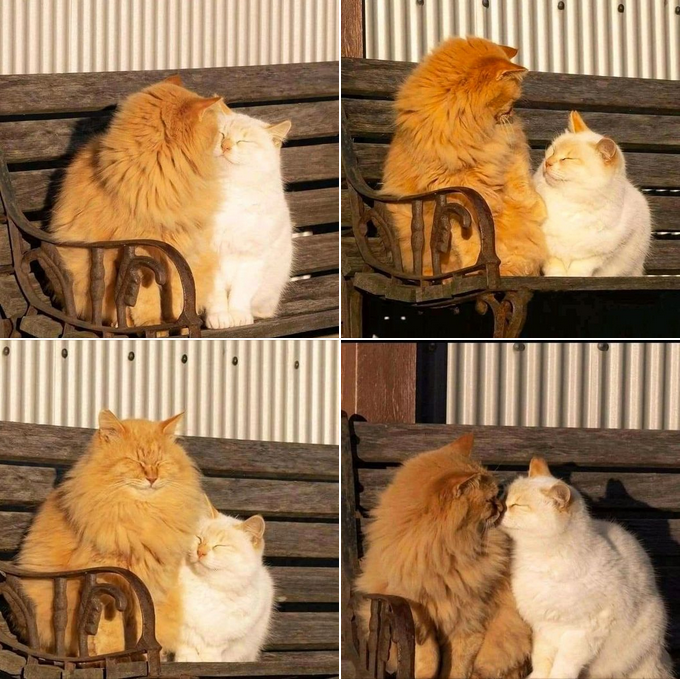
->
175 506 275 662
204 106 293 329
501 458 672 679
535 110 651 277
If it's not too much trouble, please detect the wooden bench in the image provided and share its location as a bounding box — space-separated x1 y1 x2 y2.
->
0 420 339 678
341 415 680 678
341 58 680 339
0 62 339 339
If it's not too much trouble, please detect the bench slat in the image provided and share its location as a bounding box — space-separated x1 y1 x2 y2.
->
352 422 680 468
289 188 339 229
352 142 680 189
268 611 338 651
343 98 680 150
0 511 338 558
0 421 337 479
0 101 338 165
159 651 339 678
341 59 680 115
0 63 339 116
293 233 339 277
271 567 338 603
358 469 680 513
6 144 339 214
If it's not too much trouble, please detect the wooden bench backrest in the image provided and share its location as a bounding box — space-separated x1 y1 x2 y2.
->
341 58 680 274
345 420 680 658
0 420 339 656
0 63 339 282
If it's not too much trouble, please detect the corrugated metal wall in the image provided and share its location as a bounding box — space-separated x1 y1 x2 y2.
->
0 339 339 445
0 0 339 74
366 0 680 80
446 342 680 430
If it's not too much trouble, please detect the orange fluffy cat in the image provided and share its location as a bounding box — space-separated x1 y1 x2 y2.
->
49 76 224 327
15 410 204 657
355 434 531 679
383 36 547 276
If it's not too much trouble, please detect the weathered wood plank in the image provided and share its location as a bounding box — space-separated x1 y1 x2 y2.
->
269 611 338 650
646 240 680 272
497 275 680 292
201 274 339 338
0 420 337 479
341 58 680 115
0 511 338 558
352 422 680 468
289 188 339 228
271 567 338 603
7 144 339 213
352 142 680 188
160 651 339 678
359 469 680 513
0 63 339 116
0 101 339 164
0 465 56 506
343 98 680 149
293 233 339 277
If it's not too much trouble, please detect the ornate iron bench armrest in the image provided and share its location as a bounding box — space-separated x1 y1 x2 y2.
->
0 149 201 336
0 561 161 677
341 112 500 287
350 592 416 679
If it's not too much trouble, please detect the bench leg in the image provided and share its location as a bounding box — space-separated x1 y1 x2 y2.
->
343 277 363 338
475 290 532 338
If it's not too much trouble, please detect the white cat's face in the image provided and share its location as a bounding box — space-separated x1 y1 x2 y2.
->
188 514 265 577
539 130 623 191
214 111 291 171
501 474 577 539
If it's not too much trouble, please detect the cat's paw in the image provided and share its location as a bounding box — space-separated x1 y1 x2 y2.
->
204 310 233 329
252 302 278 319
229 308 254 327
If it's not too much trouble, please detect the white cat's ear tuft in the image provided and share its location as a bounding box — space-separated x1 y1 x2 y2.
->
160 412 184 436
99 409 126 441
596 137 618 164
204 494 220 519
568 110 590 133
529 457 551 478
241 515 266 542
543 482 572 510
267 120 292 147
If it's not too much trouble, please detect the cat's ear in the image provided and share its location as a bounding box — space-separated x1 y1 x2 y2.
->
542 482 572 511
529 457 551 478
241 515 266 544
163 74 183 86
495 60 528 81
159 412 183 436
436 432 474 458
267 120 292 147
596 137 619 164
499 44 519 59
190 95 223 120
98 409 126 441
568 110 590 133
439 472 479 500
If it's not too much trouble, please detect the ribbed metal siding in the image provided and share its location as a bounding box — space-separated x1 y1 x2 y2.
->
0 0 339 75
366 0 679 80
0 339 339 445
446 342 680 430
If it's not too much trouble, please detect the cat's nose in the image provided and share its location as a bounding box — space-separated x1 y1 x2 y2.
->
197 546 208 559
146 474 158 486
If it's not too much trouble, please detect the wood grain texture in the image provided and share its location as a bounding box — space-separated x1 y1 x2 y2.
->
341 58 680 115
341 344 358 416
0 62 339 115
7 144 339 213
288 188 339 229
292 233 339 277
352 422 680 467
0 420 337 479
341 0 364 58
271 567 338 603
352 343 417 423
0 101 338 164
0 511 338 558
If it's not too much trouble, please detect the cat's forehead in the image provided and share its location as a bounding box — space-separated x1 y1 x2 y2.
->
552 130 603 153
221 112 267 135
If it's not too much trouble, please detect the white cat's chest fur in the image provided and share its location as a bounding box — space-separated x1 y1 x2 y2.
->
177 561 274 661
536 170 651 277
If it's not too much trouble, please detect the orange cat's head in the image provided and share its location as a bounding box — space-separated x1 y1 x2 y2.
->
74 409 200 500
395 36 528 144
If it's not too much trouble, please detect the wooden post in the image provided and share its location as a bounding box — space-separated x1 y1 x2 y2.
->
341 0 364 58
341 342 417 423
